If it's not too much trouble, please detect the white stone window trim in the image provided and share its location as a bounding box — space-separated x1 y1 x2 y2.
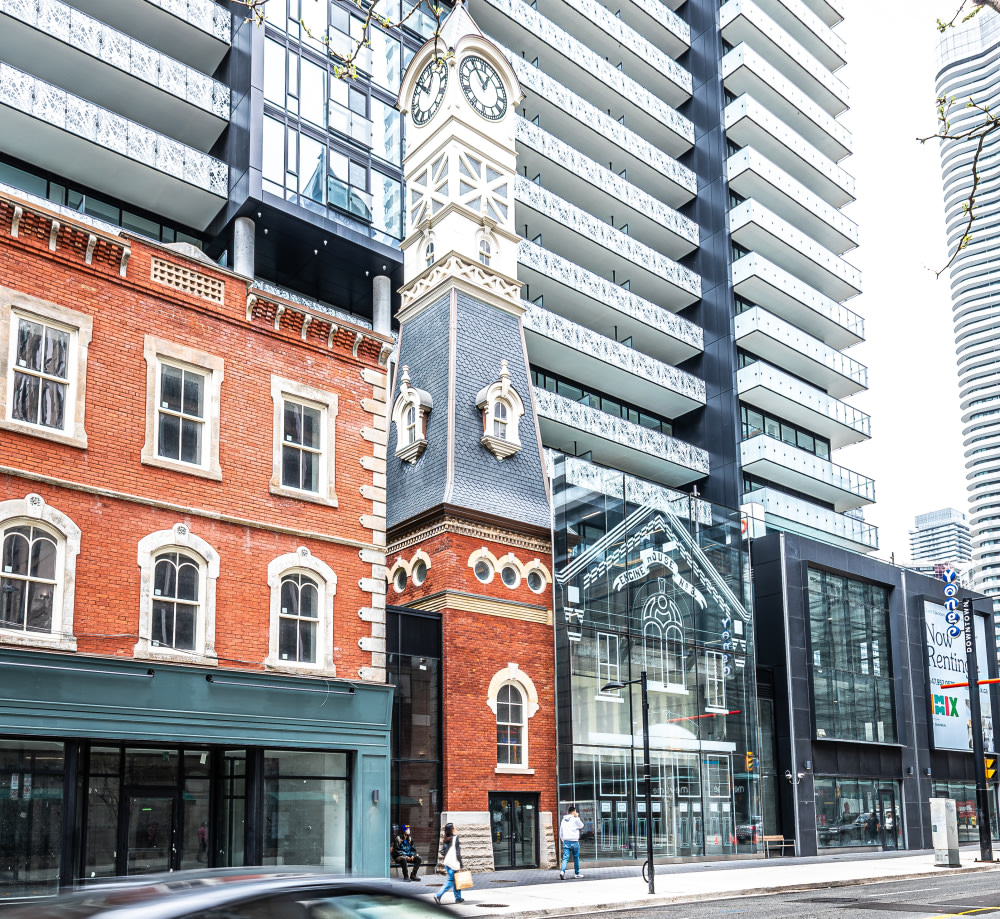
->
387 549 431 595
487 663 539 775
476 359 525 461
467 548 551 593
391 366 433 464
265 546 337 675
0 288 92 449
0 494 80 652
135 523 219 665
269 375 339 507
141 336 224 481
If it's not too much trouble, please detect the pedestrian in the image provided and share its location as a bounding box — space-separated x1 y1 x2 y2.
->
435 822 465 904
865 810 879 845
391 825 422 880
558 805 585 880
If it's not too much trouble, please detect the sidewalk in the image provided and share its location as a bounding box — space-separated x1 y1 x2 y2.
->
402 850 1000 917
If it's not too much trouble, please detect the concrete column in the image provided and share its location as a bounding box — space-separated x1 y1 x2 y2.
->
373 274 391 336
233 217 255 278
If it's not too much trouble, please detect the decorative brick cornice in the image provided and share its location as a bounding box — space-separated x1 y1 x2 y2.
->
388 515 551 556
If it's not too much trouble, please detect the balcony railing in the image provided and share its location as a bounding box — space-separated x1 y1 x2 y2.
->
740 433 875 508
752 0 845 71
744 485 878 551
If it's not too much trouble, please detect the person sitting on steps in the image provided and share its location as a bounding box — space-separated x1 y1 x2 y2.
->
391 825 422 881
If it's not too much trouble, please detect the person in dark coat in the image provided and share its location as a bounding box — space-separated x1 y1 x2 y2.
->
391 825 422 880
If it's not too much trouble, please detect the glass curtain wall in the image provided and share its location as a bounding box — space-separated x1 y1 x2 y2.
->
551 455 760 862
931 781 1000 843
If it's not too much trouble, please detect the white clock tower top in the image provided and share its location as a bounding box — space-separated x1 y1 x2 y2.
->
396 1 524 319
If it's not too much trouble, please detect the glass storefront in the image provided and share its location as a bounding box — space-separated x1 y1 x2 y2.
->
931 781 1000 843
815 777 902 849
551 455 760 862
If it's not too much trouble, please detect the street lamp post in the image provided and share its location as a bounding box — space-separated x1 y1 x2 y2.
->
602 670 654 894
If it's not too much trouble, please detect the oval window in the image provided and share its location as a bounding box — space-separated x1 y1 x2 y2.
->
501 565 519 588
393 569 407 593
474 560 492 583
526 570 545 593
412 559 427 586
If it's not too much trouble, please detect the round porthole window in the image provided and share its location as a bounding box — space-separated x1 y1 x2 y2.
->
412 559 427 586
526 570 545 593
474 560 493 583
501 565 519 588
393 569 407 593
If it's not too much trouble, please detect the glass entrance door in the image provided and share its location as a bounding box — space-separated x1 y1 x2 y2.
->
488 794 538 869
126 793 177 875
878 788 900 850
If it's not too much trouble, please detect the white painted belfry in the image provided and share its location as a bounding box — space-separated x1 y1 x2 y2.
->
397 1 524 308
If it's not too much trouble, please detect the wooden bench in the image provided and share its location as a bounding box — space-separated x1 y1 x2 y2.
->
762 835 794 857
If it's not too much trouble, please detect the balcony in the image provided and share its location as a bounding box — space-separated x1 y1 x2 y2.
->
518 241 703 364
516 118 698 260
799 0 843 28
516 176 700 309
724 94 854 208
71 0 230 73
533 0 690 101
737 360 870 447
509 54 695 208
329 99 373 148
729 199 861 301
720 0 847 116
469 0 693 156
727 148 856 255
721 44 850 162
0 0 229 150
751 0 845 72
0 62 227 229
523 303 705 418
615 0 690 59
744 486 878 552
740 433 873 511
732 253 863 350
533 387 709 487
735 306 865 397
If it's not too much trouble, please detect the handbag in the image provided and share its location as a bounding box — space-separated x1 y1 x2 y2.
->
454 869 473 891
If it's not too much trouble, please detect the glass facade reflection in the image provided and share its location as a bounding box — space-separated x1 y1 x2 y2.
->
815 777 902 849
551 455 760 861
931 781 1000 843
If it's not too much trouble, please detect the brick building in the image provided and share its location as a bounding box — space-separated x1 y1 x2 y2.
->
0 187 395 893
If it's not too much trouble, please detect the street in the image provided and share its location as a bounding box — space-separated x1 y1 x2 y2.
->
599 871 1000 919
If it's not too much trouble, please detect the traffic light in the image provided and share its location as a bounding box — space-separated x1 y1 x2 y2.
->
986 757 996 781
745 751 755 773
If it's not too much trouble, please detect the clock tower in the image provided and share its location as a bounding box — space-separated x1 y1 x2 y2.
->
389 2 558 872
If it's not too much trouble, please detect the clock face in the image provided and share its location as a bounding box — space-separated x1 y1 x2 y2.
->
411 59 447 127
459 55 507 121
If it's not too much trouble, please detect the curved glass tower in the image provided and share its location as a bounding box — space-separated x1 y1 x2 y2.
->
936 11 1000 647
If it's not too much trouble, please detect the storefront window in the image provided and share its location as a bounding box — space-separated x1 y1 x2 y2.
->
815 776 902 848
808 569 896 743
263 750 350 870
931 781 1000 843
0 739 64 897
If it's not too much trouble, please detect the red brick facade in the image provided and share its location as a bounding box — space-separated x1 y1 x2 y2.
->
0 191 391 679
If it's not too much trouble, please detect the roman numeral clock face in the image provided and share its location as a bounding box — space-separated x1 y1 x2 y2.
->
411 59 447 127
459 56 507 121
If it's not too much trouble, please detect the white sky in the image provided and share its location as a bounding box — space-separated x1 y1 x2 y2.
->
833 2 968 563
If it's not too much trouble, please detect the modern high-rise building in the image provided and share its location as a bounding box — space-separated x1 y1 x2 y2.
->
936 10 1000 640
0 0 877 877
908 507 972 566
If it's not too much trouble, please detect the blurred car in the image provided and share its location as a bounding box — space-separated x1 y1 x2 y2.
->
735 816 762 843
0 869 443 919
817 813 868 845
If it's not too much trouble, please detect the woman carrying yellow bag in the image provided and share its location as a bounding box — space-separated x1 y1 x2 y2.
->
435 823 468 904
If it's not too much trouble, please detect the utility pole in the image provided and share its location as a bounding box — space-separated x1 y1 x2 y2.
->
962 598 994 862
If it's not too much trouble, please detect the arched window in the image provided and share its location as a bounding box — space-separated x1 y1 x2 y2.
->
643 620 665 686
136 524 219 664
391 366 433 464
0 494 80 651
1 524 57 634
666 623 685 688
479 238 492 267
492 398 509 439
425 240 435 268
152 552 200 651
267 547 336 674
278 572 320 664
496 683 524 765
404 405 418 446
487 664 540 772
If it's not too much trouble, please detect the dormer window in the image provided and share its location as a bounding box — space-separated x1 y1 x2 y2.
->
479 238 492 267
391 366 433 465
476 360 525 461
